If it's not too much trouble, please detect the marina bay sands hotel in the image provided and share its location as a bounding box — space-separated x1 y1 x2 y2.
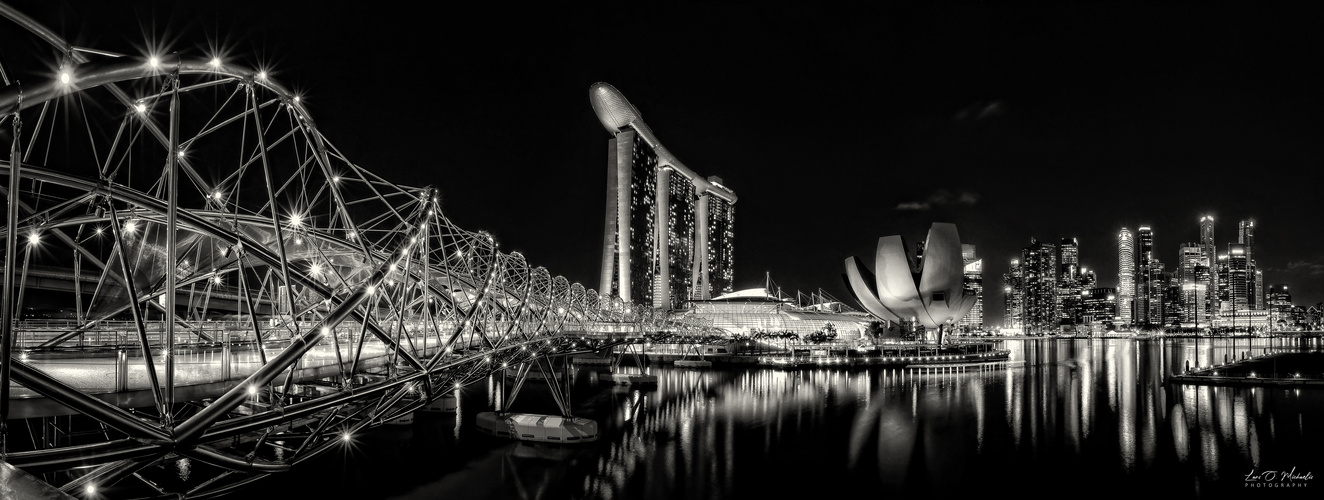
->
589 83 737 310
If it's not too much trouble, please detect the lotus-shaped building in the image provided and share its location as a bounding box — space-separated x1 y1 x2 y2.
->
843 223 978 344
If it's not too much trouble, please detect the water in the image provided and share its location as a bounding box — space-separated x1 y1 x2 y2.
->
248 337 1323 499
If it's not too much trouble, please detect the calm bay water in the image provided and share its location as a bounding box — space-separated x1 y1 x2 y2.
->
250 337 1322 499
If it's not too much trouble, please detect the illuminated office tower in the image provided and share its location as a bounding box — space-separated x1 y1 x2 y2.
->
1118 228 1135 327
1225 243 1250 312
1162 270 1183 327
1080 267 1097 290
1178 243 1210 327
1003 259 1024 330
1147 258 1167 327
1136 226 1155 328
1057 238 1081 326
1200 216 1218 320
1267 284 1292 327
591 83 738 309
1019 238 1058 334
1239 219 1260 309
1218 253 1231 314
960 244 984 332
1082 287 1118 332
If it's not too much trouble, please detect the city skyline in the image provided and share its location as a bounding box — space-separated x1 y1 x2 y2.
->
18 2 1322 326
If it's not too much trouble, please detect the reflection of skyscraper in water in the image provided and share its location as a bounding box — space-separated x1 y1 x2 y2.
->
590 83 737 309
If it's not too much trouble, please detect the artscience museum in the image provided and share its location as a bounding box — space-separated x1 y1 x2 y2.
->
843 222 978 344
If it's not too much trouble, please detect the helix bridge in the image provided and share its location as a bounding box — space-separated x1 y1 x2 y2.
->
0 3 724 497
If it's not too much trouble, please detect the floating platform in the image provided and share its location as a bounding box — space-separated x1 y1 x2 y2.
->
908 360 1023 370
475 412 598 443
674 359 713 368
572 355 613 365
420 395 458 413
503 368 565 381
599 372 659 385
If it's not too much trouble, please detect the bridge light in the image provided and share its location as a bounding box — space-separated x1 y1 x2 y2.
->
124 220 138 234
212 191 223 202
149 56 160 68
293 95 301 103
212 276 223 285
135 102 147 114
86 484 97 496
287 213 304 228
209 57 222 68
341 432 352 443
332 176 340 183
257 70 267 80
27 232 40 246
59 70 71 85
247 385 257 396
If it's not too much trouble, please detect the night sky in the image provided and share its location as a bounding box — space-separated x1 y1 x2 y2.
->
16 2 1324 325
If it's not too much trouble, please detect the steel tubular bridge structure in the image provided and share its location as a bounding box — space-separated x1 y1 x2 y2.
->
0 4 721 498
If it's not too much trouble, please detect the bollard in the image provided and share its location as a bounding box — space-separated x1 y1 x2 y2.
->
116 349 128 392
1185 360 1190 373
221 330 231 380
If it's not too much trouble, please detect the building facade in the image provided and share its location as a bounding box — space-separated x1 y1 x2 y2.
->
1136 226 1157 328
591 83 737 310
1199 216 1218 322
960 244 983 332
1082 287 1117 333
1018 238 1058 334
1118 228 1135 328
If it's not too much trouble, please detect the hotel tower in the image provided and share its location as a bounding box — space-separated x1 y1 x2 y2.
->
589 83 737 310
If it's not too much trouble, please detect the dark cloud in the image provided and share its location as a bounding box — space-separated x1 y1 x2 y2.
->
1285 260 1324 276
895 189 980 211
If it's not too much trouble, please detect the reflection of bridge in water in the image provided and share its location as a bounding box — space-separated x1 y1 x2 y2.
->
0 4 724 498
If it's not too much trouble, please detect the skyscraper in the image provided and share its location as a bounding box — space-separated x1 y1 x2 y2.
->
1082 287 1118 332
1019 238 1058 334
1003 259 1023 331
1118 228 1135 328
1199 216 1218 322
1239 219 1260 310
1226 243 1250 312
1057 238 1079 325
960 244 983 332
1178 243 1209 327
1268 284 1292 328
1137 226 1155 328
590 83 738 309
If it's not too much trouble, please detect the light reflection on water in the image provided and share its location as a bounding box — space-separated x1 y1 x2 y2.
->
253 337 1321 500
574 337 1321 500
